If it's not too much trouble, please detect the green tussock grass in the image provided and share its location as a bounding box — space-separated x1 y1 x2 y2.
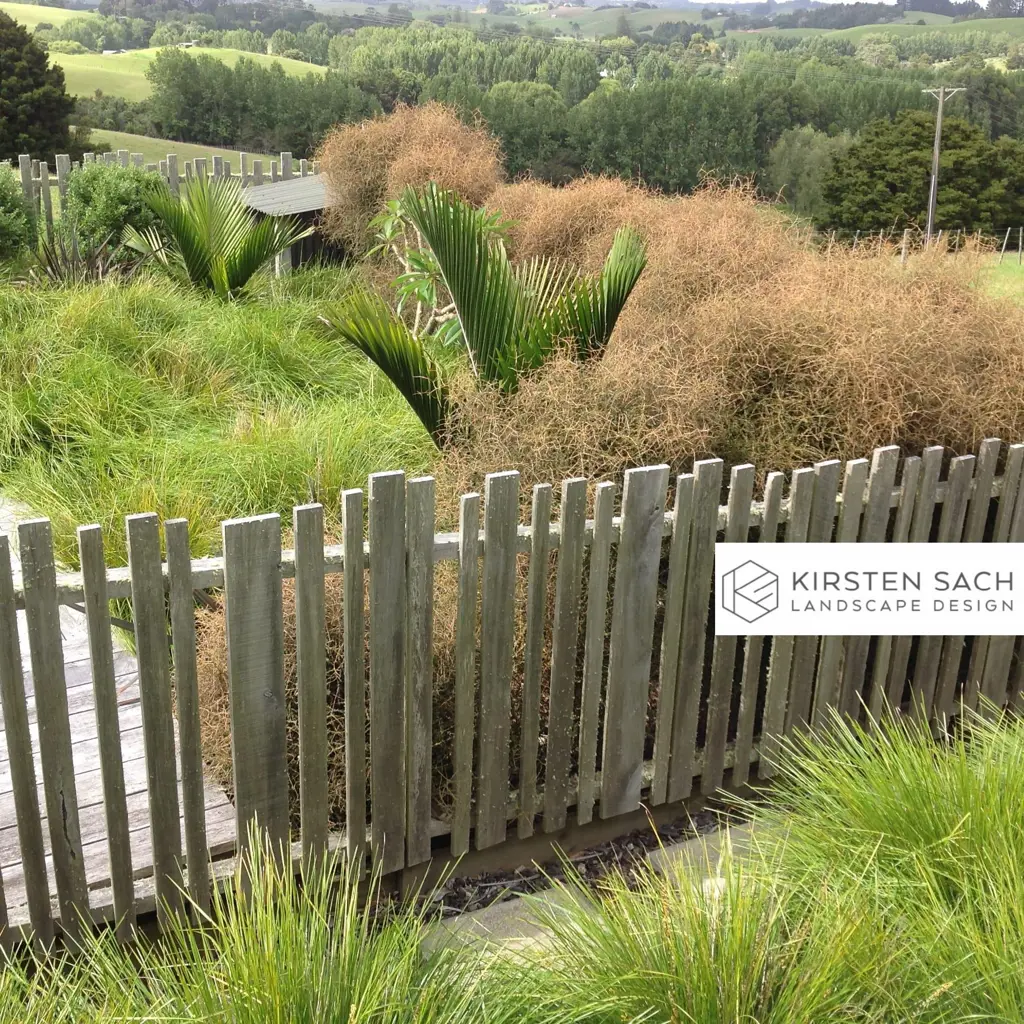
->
0 270 436 566
0 830 535 1024
735 706 1024 1021
4 714 1024 1019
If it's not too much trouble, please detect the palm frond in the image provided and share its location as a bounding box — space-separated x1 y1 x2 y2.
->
319 292 450 447
553 226 648 361
399 184 524 389
133 177 312 298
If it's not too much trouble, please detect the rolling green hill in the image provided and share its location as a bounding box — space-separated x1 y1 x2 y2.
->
53 46 320 99
728 16 1024 43
86 130 274 165
0 1 96 30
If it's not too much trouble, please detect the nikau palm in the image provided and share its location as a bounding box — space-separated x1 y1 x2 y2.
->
124 176 311 300
321 184 647 446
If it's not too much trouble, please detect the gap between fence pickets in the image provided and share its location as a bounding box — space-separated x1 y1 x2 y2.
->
5 473 996 609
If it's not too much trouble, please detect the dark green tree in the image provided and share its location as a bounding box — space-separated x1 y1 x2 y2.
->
482 81 571 180
820 110 1024 234
0 11 73 162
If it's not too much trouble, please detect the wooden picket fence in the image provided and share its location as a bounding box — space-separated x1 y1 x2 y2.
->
7 149 318 244
1 437 1023 949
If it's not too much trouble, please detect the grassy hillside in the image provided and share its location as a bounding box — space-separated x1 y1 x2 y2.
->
53 46 319 99
730 16 1024 42
87 129 274 165
0 1 96 30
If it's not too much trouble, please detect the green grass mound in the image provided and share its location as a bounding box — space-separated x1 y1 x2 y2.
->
0 272 435 565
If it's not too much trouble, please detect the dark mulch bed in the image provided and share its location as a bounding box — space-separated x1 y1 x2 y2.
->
421 801 748 920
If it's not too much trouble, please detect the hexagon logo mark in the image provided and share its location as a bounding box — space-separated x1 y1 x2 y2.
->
722 559 779 624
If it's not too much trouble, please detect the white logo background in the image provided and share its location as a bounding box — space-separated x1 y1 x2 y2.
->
715 543 1024 636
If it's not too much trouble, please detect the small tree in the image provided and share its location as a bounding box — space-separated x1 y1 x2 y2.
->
321 185 647 447
0 164 32 263
125 177 311 299
0 11 73 162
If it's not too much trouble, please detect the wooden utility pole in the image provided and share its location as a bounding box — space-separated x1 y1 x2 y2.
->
922 87 964 246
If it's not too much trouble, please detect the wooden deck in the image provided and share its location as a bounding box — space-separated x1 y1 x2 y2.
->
0 513 236 929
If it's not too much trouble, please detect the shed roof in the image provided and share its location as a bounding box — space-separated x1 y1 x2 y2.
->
243 174 326 216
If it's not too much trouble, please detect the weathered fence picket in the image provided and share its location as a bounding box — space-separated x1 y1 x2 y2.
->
368 472 406 873
222 514 288 873
518 484 550 840
476 471 519 850
1 438 1023 947
19 520 89 945
544 478 586 833
78 525 135 938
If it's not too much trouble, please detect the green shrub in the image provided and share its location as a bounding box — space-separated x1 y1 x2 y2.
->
0 165 32 264
63 161 161 254
45 39 89 54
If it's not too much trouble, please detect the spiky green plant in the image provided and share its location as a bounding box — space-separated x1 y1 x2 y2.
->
1 825 538 1023
490 842 885 1024
124 176 311 300
320 184 647 447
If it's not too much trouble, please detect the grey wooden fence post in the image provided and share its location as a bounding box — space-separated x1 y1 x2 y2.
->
38 162 54 242
405 477 435 867
341 489 367 871
54 154 71 211
222 514 289 872
600 465 669 819
19 520 89 946
0 535 52 950
127 514 184 925
18 155 36 232
167 154 179 195
475 471 519 850
293 503 328 872
368 472 407 873
165 519 210 915
78 525 136 941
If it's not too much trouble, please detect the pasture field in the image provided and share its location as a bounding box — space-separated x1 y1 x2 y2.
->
980 257 1024 304
0 0 96 30
53 46 320 99
730 15 1024 42
86 130 274 166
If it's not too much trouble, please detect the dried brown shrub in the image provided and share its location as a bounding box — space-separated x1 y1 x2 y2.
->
317 103 503 252
442 186 1024 493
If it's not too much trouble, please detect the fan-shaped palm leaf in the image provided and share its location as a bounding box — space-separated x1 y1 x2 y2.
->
399 183 527 389
552 226 648 361
319 293 449 446
124 177 312 299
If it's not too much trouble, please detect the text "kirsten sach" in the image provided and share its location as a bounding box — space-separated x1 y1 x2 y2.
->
792 571 1014 593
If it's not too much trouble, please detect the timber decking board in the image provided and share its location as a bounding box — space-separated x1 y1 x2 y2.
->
0 529 235 927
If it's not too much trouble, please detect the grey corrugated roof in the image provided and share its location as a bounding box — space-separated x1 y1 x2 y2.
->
243 174 326 216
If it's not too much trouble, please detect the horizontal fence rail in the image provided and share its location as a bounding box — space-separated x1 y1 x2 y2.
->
0 437 1022 948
